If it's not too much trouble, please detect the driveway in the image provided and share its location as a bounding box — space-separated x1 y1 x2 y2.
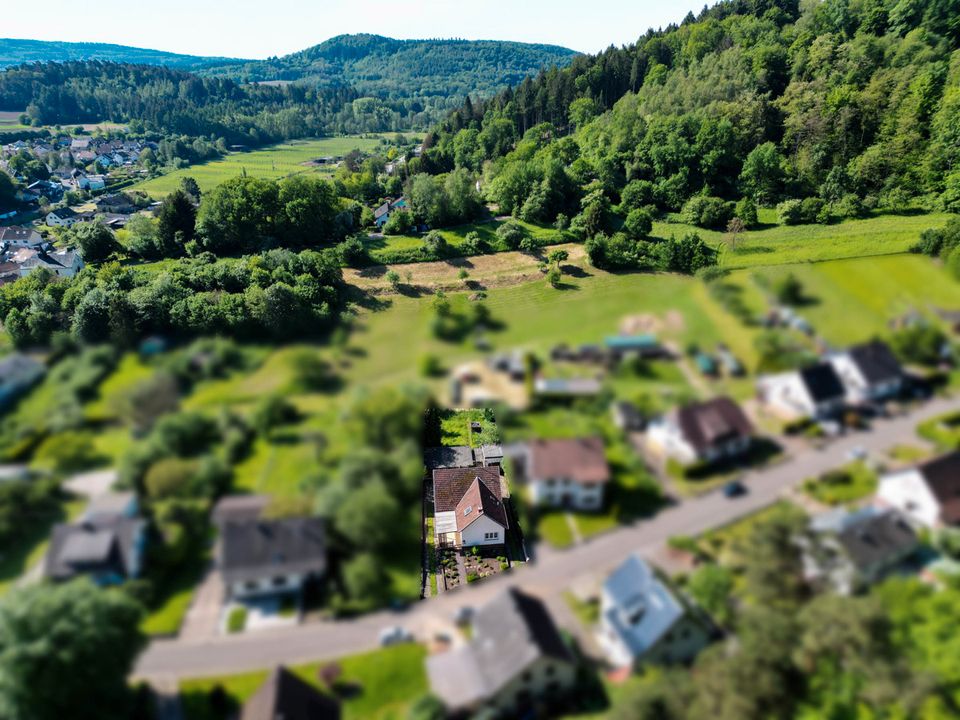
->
64 469 117 498
134 396 960 681
177 565 224 642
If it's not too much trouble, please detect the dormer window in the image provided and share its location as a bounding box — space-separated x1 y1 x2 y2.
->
464 506 473 516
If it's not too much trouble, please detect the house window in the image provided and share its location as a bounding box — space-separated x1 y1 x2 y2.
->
484 532 499 541
271 576 287 587
464 506 473 516
244 581 258 591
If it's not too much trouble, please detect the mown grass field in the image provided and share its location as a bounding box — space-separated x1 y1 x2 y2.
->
727 253 960 346
132 136 387 197
649 211 955 269
178 644 427 720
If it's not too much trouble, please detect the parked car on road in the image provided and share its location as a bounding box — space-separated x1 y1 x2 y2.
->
379 626 414 646
723 480 747 498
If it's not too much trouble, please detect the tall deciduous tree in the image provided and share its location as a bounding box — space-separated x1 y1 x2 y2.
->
0 579 145 720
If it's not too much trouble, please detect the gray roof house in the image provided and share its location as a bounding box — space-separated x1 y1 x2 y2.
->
45 514 146 586
804 506 918 594
241 666 340 720
598 554 711 669
18 248 84 278
426 588 576 716
219 518 327 599
0 354 45 410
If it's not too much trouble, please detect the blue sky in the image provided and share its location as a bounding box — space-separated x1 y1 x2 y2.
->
2 0 707 58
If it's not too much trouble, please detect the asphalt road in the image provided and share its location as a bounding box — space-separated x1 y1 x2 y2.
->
134 395 958 681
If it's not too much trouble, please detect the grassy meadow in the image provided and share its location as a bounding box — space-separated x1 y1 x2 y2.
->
132 136 387 197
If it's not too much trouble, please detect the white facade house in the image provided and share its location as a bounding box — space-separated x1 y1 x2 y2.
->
877 452 960 529
646 396 753 466
219 517 326 601
45 209 81 227
757 363 846 420
17 248 84 278
828 341 904 404
598 554 711 669
432 466 509 549
525 437 610 511
0 226 44 248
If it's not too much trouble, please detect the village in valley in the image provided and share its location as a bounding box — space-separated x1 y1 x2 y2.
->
2 2 960 720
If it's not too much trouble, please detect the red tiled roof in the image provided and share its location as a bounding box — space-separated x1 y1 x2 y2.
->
527 437 610 485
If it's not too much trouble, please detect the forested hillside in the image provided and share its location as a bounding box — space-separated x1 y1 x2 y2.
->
199 35 577 114
0 62 372 141
0 38 238 69
0 35 577 128
419 0 960 235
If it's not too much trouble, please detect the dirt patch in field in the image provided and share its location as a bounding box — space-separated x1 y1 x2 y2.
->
345 243 588 294
618 310 686 336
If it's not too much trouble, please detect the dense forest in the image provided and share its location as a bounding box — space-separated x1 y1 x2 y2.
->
198 35 577 117
0 35 577 129
0 62 374 141
417 0 960 235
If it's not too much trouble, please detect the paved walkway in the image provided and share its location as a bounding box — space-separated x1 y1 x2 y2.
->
177 565 224 641
134 396 960 681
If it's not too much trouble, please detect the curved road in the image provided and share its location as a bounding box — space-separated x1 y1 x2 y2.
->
135 396 958 681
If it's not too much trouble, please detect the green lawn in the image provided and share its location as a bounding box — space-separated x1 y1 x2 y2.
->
801 462 878 506
663 212 956 269
141 547 211 636
179 644 427 720
85 353 154 423
438 408 487 447
0 497 86 597
366 218 573 262
133 136 387 197
917 411 960 451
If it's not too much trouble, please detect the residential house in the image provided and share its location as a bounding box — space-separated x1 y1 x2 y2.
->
598 554 711 669
45 207 81 227
219 517 327 600
241 666 340 720
877 451 960 528
604 334 668 359
373 197 407 229
803 506 918 594
44 512 147 586
426 588 576 716
432 466 509 549
756 362 846 420
646 396 754 466
524 437 610 511
828 340 904 404
212 494 270 528
0 225 43 248
0 354 45 410
70 137 92 152
18 248 84 278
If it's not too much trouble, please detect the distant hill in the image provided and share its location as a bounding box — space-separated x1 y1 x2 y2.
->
0 38 239 69
197 34 579 100
0 35 578 102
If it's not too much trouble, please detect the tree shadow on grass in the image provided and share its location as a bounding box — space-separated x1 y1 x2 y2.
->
561 264 591 278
